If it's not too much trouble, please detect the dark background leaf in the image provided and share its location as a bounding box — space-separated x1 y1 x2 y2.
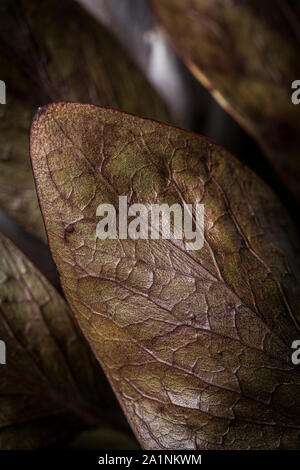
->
0 0 171 243
0 232 135 449
151 0 300 203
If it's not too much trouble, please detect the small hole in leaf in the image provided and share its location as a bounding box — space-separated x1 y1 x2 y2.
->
65 224 75 234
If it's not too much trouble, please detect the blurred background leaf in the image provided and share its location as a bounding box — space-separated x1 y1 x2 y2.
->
0 232 136 449
0 0 171 244
151 0 300 203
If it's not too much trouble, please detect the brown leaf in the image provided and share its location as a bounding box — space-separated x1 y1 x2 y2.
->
0 231 131 449
31 102 300 449
151 0 300 202
0 0 171 242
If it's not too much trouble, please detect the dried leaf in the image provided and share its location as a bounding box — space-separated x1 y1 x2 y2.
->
31 102 300 450
151 0 300 202
0 231 131 449
0 0 170 242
